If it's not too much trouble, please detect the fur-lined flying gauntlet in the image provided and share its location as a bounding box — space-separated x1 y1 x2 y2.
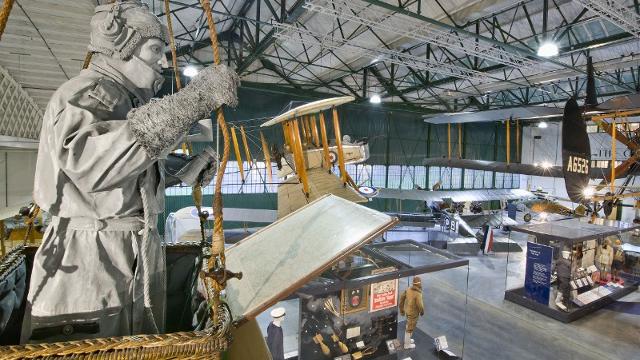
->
128 64 240 159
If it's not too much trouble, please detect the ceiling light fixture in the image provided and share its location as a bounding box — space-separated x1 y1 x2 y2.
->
369 94 382 104
183 65 199 77
537 42 559 57
538 121 548 129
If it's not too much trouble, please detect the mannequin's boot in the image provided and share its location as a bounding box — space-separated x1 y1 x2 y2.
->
555 292 567 311
404 331 415 349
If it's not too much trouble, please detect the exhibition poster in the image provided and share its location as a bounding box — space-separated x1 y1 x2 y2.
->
370 267 398 312
524 242 553 305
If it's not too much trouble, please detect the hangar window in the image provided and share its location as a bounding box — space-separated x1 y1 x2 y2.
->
484 170 493 189
451 168 462 189
494 172 504 189
387 165 402 189
428 166 441 189
370 165 387 188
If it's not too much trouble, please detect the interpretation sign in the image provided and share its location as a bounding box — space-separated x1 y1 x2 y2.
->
524 242 553 305
369 267 398 312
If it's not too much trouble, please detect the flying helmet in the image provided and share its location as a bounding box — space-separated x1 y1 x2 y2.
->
88 1 169 60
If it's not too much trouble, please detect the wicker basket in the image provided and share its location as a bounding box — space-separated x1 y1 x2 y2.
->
0 244 230 359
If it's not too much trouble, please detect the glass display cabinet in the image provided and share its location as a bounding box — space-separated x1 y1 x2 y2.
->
504 217 640 322
296 240 470 359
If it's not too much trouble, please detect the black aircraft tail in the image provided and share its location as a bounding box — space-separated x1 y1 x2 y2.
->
562 98 591 203
585 56 598 107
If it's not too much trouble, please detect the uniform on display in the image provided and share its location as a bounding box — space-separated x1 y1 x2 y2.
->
399 277 424 349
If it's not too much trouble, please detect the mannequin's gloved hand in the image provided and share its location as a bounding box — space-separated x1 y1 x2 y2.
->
174 146 217 187
128 64 240 158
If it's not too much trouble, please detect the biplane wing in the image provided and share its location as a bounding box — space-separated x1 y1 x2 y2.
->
423 158 564 177
421 158 625 180
462 213 519 228
372 188 534 202
423 106 563 124
278 168 367 218
261 96 355 127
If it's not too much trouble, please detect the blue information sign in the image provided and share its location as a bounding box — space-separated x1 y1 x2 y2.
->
524 241 553 305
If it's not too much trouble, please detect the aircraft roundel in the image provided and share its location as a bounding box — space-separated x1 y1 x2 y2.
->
358 186 378 197
328 150 338 164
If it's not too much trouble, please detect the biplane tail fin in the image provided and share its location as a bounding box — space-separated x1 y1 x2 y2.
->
561 98 591 203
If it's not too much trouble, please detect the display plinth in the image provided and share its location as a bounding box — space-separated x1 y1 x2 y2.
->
504 283 637 323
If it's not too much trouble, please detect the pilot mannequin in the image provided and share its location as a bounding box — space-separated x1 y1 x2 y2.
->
22 1 239 343
555 251 571 312
597 239 614 281
612 239 625 283
399 277 424 349
267 307 286 360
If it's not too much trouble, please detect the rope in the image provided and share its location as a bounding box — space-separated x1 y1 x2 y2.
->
200 0 231 345
140 188 160 334
0 0 15 42
164 0 182 90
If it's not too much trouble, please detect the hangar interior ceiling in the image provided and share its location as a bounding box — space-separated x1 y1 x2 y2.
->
154 0 640 113
1 0 640 119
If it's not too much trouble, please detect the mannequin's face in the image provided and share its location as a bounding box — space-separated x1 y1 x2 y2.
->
133 38 166 73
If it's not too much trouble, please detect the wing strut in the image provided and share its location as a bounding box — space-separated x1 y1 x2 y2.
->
319 112 332 171
332 106 348 186
611 118 616 193
458 123 462 158
516 119 520 163
447 123 452 159
240 126 252 167
311 114 320 147
506 118 511 165
260 131 272 183
291 119 310 196
231 126 245 182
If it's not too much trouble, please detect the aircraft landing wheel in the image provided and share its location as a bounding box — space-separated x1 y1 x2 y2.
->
524 213 532 222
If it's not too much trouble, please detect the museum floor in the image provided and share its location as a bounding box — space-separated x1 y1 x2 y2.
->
256 228 640 360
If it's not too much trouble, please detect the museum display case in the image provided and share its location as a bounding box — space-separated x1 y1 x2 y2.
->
504 217 640 322
295 240 470 359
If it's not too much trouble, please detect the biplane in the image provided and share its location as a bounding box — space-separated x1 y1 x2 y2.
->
421 57 640 219
258 96 370 218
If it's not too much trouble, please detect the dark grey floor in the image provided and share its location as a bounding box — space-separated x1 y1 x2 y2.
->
257 219 640 360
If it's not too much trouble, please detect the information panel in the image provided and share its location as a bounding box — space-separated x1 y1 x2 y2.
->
369 267 398 312
524 242 553 305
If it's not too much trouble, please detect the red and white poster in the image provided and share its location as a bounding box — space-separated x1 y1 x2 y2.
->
369 267 398 312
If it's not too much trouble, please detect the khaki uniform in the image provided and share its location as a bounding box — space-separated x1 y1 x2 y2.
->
22 61 166 342
399 284 424 333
